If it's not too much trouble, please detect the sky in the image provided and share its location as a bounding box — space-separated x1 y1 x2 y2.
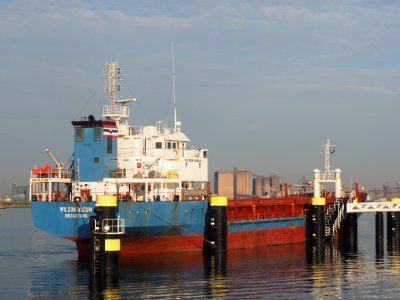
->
1 0 400 196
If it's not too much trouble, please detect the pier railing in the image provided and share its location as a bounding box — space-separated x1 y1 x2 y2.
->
347 202 400 213
332 200 346 237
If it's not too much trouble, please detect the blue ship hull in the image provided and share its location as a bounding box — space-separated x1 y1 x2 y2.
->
31 200 306 257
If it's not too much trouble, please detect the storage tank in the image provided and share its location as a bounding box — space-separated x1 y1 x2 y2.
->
253 177 263 197
235 171 252 198
214 171 234 199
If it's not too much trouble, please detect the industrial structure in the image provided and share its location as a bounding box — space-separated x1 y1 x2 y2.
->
214 169 281 199
11 183 28 201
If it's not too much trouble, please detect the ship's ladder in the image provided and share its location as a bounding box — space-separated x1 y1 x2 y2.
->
325 199 340 239
92 235 102 275
325 190 355 241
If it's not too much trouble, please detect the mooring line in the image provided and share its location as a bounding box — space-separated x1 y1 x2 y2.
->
131 202 213 247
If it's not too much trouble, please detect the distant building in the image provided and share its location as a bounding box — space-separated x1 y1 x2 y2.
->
253 177 263 197
12 183 28 201
214 171 234 199
214 170 280 198
270 174 281 197
234 170 252 198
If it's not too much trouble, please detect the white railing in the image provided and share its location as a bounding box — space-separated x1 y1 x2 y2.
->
331 190 357 236
31 169 73 180
102 218 125 235
103 105 129 118
186 148 202 158
332 200 346 237
347 202 400 213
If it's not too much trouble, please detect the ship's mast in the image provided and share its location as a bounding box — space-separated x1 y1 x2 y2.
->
106 60 119 106
172 43 177 131
103 59 136 123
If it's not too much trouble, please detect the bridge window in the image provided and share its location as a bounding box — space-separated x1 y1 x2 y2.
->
107 138 112 153
76 128 83 142
155 142 162 149
94 127 101 141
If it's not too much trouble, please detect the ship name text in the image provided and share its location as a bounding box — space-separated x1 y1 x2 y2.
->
59 206 93 218
185 159 202 163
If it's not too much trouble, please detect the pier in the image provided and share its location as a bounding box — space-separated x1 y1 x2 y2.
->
306 139 392 257
346 198 400 254
307 197 400 259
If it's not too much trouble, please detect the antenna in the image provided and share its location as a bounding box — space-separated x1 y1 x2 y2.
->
172 42 177 131
321 139 336 180
102 59 131 123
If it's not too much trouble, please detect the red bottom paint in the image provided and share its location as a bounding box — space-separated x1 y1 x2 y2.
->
73 226 305 259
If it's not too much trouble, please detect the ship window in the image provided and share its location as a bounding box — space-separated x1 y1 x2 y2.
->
107 138 112 153
167 142 172 149
94 127 101 141
76 128 83 142
155 142 162 149
172 143 177 149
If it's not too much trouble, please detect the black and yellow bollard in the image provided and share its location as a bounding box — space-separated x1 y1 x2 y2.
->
387 198 400 250
305 205 314 263
375 211 384 257
204 196 228 253
90 195 123 290
311 197 326 246
203 196 228 296
313 197 326 261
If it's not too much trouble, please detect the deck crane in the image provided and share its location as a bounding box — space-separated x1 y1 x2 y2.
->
46 148 64 171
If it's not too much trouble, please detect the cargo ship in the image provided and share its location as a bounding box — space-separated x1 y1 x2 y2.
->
29 60 365 259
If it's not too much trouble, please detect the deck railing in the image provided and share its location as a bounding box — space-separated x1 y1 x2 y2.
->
103 105 129 118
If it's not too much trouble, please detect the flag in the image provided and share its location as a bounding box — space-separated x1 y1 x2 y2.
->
103 124 118 138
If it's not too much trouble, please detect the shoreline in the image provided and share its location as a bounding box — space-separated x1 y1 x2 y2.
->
0 201 30 208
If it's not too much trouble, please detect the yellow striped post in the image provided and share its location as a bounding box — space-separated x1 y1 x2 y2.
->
204 196 228 253
96 195 117 207
105 239 121 252
90 194 122 286
311 197 325 206
210 196 228 207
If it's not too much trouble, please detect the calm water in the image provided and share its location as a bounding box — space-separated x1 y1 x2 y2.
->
1 208 400 299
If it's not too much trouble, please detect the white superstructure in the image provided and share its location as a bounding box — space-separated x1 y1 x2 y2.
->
74 60 208 201
30 60 209 202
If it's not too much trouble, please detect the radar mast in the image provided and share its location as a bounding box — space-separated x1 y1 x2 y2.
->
102 59 136 124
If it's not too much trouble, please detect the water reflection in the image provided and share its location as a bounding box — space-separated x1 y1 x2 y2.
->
203 251 228 298
26 239 400 299
21 211 400 298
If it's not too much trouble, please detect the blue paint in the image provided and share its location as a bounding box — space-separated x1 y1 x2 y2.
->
228 217 305 232
31 201 305 240
72 121 117 182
